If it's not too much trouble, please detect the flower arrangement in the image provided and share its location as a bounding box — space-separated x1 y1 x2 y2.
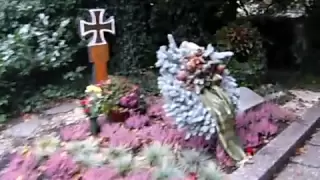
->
80 76 145 135
156 34 246 162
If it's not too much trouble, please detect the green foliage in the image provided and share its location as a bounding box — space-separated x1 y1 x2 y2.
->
198 161 224 180
0 0 84 121
177 149 210 173
139 142 174 167
110 154 136 176
214 20 267 88
33 135 61 158
65 138 107 167
0 0 243 121
102 146 131 161
124 69 159 95
302 0 320 73
152 162 185 180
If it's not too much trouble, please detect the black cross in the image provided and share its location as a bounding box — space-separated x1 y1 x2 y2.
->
79 9 115 46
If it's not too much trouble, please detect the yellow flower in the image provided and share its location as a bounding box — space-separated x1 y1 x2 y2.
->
85 85 102 94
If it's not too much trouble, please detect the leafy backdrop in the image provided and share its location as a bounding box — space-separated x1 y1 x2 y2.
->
0 0 315 121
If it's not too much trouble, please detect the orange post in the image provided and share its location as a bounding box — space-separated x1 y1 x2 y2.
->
89 44 109 82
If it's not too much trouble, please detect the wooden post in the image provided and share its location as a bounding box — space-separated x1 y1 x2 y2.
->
79 9 115 83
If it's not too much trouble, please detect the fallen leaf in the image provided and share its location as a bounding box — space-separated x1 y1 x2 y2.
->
21 146 30 155
72 173 82 180
296 147 307 155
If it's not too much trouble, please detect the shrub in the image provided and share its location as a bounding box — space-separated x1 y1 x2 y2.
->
214 19 267 88
0 0 83 121
0 0 242 120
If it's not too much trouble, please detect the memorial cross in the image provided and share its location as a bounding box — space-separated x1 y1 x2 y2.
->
79 9 115 83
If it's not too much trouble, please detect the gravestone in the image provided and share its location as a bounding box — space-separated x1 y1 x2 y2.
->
238 86 265 112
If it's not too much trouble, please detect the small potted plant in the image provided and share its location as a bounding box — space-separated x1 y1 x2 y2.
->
99 77 140 121
81 77 144 134
80 84 103 135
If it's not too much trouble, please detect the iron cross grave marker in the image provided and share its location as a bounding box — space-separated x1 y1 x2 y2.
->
79 9 115 83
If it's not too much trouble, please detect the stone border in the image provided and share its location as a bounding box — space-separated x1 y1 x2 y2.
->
228 104 320 180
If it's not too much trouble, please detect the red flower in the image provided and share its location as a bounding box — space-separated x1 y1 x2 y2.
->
186 172 198 180
80 98 90 106
245 147 256 156
83 108 91 114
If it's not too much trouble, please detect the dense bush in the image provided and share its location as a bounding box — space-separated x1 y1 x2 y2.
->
303 0 320 73
0 0 85 121
0 0 242 121
214 19 267 88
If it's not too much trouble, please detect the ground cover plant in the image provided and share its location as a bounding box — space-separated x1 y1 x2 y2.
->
0 98 293 179
0 35 295 180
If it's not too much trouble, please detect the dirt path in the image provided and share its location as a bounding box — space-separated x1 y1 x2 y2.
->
0 101 86 159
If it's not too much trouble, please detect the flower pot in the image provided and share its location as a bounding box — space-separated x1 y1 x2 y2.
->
108 109 130 122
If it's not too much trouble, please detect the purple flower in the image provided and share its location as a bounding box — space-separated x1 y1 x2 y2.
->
125 115 150 129
43 152 79 180
60 122 90 141
0 153 40 180
109 126 142 149
119 93 139 108
137 124 183 144
82 166 118 180
124 169 153 180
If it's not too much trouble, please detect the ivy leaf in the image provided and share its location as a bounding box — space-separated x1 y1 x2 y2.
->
0 114 7 123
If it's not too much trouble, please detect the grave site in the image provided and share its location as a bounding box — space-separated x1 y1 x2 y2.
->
0 5 320 180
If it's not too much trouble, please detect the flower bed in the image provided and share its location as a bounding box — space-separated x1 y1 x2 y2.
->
0 95 294 180
0 35 297 179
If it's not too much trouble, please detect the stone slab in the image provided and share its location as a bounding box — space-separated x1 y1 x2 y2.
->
308 130 320 145
238 87 265 112
291 144 320 167
228 104 320 180
44 102 78 115
4 120 41 138
274 163 320 180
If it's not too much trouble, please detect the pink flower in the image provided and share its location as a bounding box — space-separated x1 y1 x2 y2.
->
186 172 198 180
119 94 139 108
176 71 188 81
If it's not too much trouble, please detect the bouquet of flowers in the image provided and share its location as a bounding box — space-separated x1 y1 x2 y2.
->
80 76 145 134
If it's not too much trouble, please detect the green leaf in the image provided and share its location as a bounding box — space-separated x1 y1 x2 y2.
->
0 114 7 123
200 89 245 161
